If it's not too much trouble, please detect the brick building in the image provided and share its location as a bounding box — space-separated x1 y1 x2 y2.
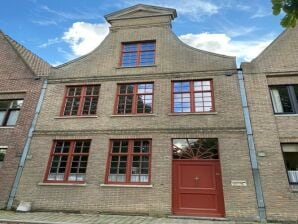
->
0 31 51 208
241 26 298 221
7 4 298 222
13 4 259 220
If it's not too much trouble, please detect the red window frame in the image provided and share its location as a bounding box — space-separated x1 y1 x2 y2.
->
120 41 156 67
105 139 152 185
44 140 91 183
171 80 215 113
114 83 154 114
61 85 100 116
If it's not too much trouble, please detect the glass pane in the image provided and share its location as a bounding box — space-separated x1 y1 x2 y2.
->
140 42 155 51
123 43 137 52
0 112 6 125
6 110 20 125
0 148 6 162
270 86 293 113
11 100 23 109
173 138 218 159
0 101 10 110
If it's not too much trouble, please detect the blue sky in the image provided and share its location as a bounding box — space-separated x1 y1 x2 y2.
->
0 0 284 66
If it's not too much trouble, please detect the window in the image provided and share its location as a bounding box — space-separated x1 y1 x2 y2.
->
0 147 7 169
115 83 153 114
62 85 100 116
172 80 214 113
121 41 155 67
106 139 151 184
0 99 23 126
172 138 218 159
270 85 298 114
45 140 91 183
282 144 298 184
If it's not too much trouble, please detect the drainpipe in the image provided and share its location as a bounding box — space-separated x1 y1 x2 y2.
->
7 79 48 209
237 68 266 222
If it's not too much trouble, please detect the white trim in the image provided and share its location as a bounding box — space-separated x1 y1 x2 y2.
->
100 184 153 188
168 112 218 116
54 116 98 119
38 183 87 187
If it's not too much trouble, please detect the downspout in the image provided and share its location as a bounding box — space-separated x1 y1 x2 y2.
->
7 78 48 209
237 68 266 222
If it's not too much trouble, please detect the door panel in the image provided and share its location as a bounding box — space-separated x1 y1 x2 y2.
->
172 160 225 217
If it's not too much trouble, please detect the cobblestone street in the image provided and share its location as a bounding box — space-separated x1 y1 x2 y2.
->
0 211 265 224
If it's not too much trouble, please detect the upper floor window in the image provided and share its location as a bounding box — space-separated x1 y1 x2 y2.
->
281 144 298 185
270 85 298 114
0 99 23 126
115 83 153 114
172 80 214 113
62 85 100 116
44 140 91 183
121 41 155 67
106 139 151 184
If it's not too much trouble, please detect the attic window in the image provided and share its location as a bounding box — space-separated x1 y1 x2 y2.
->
120 41 155 67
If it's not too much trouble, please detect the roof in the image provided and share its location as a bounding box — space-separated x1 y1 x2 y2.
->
0 30 52 76
104 4 177 23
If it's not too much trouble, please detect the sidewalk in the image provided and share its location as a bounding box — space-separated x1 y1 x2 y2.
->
0 210 260 224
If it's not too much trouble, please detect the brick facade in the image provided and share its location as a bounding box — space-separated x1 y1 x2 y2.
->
14 5 259 221
5 4 297 222
241 26 298 221
0 31 50 208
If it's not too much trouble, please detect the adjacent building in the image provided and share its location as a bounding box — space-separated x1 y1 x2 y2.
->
241 25 298 221
0 31 51 208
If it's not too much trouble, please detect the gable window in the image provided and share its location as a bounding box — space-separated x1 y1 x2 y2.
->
44 140 91 183
0 147 7 169
106 139 151 184
115 83 153 114
172 80 214 113
270 85 298 114
62 85 100 116
282 144 298 184
121 41 155 67
0 99 23 126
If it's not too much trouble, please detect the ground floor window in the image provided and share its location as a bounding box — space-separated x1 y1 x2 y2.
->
0 147 7 169
106 139 151 184
44 140 91 183
282 144 298 184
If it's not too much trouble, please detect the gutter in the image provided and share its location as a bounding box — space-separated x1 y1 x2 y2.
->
237 68 266 222
7 79 48 209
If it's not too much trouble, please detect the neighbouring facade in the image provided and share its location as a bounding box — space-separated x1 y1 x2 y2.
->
0 31 51 208
4 4 298 222
241 25 298 221
13 4 260 220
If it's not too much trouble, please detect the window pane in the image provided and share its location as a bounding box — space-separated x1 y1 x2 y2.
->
0 148 7 164
0 112 6 125
141 42 155 51
6 110 20 125
11 100 23 109
282 149 298 184
270 86 293 113
0 101 10 110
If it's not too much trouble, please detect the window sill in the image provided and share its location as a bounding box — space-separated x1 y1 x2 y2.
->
116 65 157 69
168 112 218 116
100 184 153 188
275 114 298 117
54 116 98 119
0 126 14 129
110 114 156 117
289 185 298 192
38 182 87 187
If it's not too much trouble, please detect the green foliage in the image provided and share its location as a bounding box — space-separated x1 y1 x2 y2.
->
272 0 298 27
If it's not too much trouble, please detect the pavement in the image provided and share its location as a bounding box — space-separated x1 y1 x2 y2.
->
0 210 264 224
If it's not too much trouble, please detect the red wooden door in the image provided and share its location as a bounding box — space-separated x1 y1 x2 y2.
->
172 160 225 217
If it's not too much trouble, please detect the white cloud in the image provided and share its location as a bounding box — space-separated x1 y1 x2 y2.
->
179 32 274 62
62 22 109 56
39 37 61 48
250 7 271 19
